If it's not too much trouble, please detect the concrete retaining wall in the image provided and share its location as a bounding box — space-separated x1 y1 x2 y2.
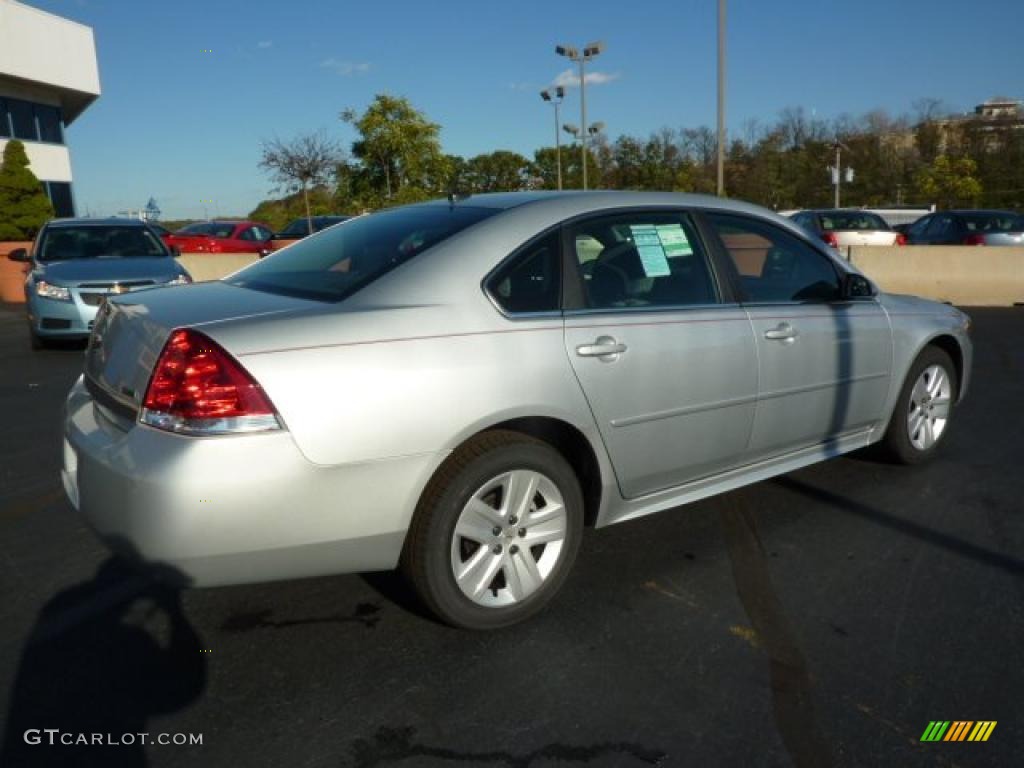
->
848 246 1024 306
176 252 260 283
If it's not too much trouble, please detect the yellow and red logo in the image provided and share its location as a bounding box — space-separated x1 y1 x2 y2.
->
920 721 996 742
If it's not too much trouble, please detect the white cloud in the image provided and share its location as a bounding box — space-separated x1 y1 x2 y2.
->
257 40 273 49
551 68 620 88
508 82 535 92
320 58 371 76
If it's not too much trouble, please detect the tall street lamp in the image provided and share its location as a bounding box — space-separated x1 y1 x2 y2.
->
540 86 565 190
556 41 604 190
717 0 726 196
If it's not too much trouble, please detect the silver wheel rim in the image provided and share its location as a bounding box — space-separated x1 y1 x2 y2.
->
450 469 567 607
907 364 952 451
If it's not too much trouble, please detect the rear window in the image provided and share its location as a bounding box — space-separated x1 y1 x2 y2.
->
961 213 1024 232
226 205 497 302
178 222 237 238
819 212 890 231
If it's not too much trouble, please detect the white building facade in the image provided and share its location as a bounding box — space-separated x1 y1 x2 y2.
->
0 0 100 217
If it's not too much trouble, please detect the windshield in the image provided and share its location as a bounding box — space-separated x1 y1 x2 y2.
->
177 222 237 238
226 204 497 302
37 226 168 262
961 213 1024 232
819 212 890 231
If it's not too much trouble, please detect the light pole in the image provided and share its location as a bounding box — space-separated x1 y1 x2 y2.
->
717 0 726 196
556 41 604 190
540 86 565 190
830 140 851 207
563 122 605 188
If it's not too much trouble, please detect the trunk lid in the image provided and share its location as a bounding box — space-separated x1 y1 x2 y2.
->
832 230 898 246
84 281 318 418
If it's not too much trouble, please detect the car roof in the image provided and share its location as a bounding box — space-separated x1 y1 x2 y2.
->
47 217 153 228
944 209 1020 216
412 190 784 217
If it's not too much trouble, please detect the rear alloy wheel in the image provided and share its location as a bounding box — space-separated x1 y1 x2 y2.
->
402 431 583 629
880 346 957 464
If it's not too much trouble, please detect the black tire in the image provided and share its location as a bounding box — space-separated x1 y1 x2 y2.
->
401 430 584 630
878 346 958 464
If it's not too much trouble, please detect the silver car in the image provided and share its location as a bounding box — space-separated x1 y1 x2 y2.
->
62 192 972 629
789 209 904 248
9 218 191 349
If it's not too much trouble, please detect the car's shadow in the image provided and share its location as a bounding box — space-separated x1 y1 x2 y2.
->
1 547 206 768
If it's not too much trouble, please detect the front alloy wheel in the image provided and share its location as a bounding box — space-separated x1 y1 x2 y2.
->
880 346 958 464
402 431 583 629
907 364 952 451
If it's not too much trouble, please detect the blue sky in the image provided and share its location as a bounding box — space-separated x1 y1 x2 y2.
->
33 0 1024 219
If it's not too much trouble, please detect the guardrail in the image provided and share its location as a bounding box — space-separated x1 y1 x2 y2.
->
848 246 1024 306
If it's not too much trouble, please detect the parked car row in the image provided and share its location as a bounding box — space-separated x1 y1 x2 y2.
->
159 215 350 255
788 207 1024 247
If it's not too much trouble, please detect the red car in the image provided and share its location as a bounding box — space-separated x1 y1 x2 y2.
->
164 220 276 255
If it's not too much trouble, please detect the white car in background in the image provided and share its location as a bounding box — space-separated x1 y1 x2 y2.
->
790 209 905 249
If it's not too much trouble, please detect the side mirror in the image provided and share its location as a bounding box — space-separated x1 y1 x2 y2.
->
170 245 182 258
7 248 29 262
842 272 876 299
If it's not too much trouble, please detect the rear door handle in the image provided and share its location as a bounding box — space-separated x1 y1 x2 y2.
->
576 336 627 359
764 323 799 342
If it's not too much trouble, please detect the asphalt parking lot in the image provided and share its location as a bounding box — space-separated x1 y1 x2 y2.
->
0 302 1021 768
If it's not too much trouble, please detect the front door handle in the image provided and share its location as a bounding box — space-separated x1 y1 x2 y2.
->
576 336 627 359
764 322 799 343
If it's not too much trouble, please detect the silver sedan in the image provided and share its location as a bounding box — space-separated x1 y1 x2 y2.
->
63 192 972 629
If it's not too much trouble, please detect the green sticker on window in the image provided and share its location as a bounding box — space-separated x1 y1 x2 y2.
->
656 223 693 257
630 225 671 277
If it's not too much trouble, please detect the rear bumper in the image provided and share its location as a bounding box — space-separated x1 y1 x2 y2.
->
62 376 443 586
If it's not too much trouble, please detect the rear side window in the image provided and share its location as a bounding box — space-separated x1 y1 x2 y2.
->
708 213 841 303
567 211 717 310
820 211 889 231
487 231 561 314
227 205 497 302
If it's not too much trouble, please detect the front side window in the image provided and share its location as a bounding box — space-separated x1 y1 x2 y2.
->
567 211 717 310
227 205 497 302
487 231 560 314
708 213 841 303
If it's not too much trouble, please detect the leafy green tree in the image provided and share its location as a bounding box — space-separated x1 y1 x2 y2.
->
0 140 54 240
914 155 983 209
340 94 450 203
463 151 531 192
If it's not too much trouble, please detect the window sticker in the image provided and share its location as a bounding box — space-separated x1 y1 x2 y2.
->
656 223 693 257
630 225 671 277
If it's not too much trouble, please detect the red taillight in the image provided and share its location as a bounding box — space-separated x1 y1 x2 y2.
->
895 233 907 246
821 232 840 248
964 234 986 246
141 329 280 435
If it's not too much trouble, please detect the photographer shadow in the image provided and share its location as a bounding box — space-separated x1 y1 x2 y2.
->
1 546 206 767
